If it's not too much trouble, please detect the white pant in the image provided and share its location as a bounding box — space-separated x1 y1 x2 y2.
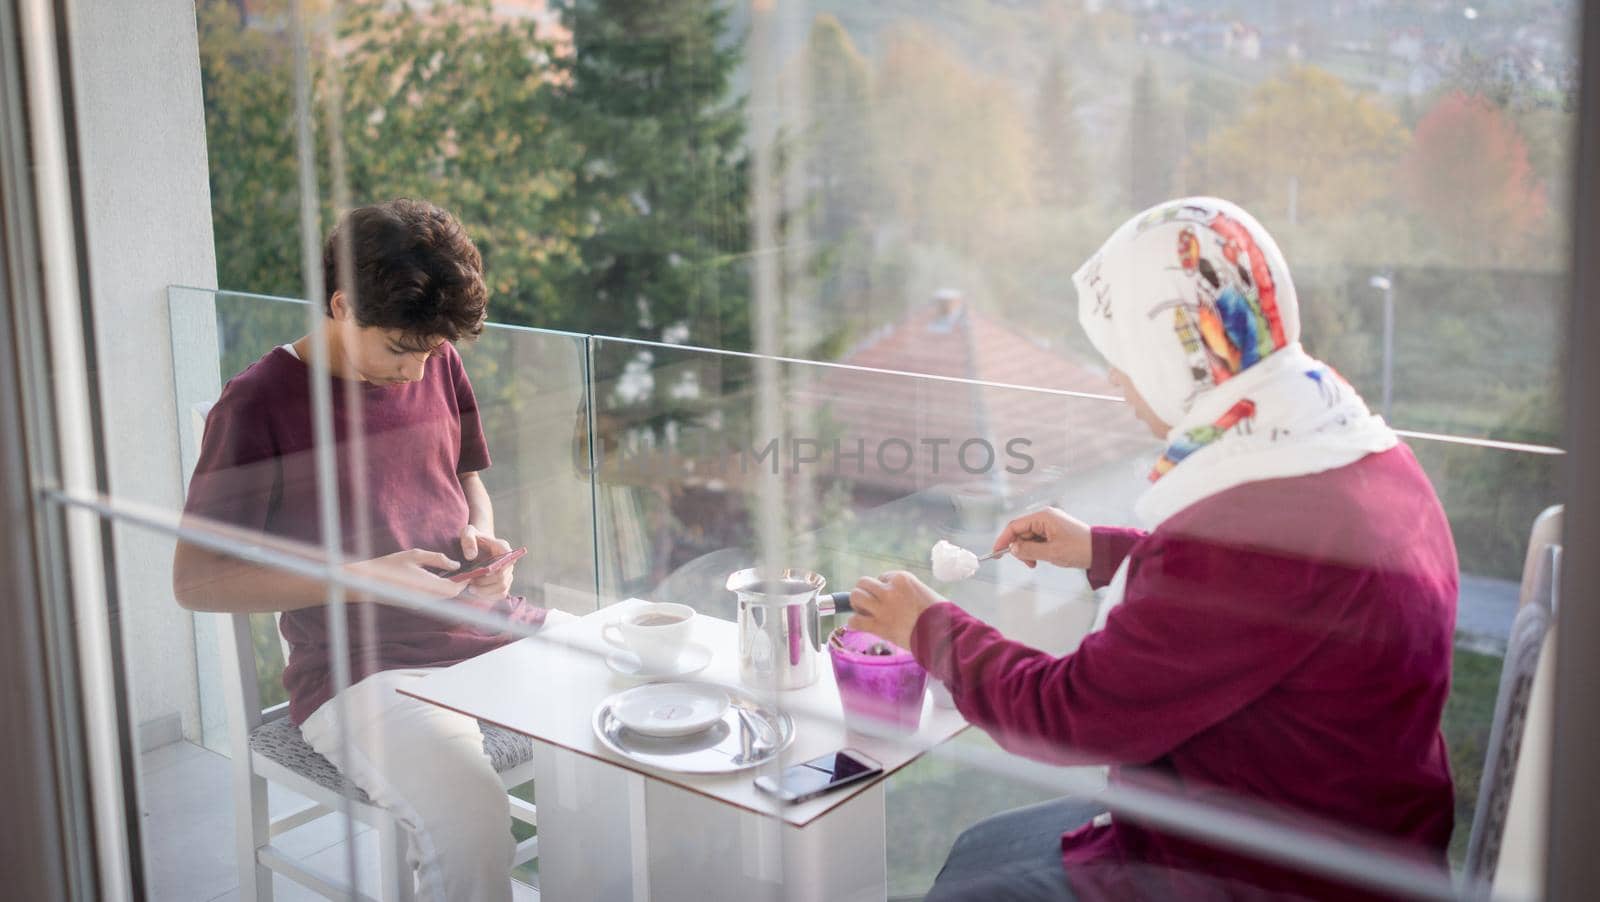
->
300 668 513 902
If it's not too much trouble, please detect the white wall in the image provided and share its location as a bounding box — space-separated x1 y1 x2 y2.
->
67 0 218 746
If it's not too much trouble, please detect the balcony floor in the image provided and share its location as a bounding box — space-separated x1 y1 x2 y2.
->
139 739 539 901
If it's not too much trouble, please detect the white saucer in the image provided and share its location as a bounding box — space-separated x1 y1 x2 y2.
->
610 683 730 737
605 641 713 680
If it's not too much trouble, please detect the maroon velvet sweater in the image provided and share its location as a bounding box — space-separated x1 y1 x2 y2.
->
912 446 1458 900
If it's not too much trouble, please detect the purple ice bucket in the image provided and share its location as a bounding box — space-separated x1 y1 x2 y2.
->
827 627 928 734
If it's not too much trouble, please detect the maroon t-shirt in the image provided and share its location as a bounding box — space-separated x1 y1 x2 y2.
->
913 446 1458 900
184 343 542 724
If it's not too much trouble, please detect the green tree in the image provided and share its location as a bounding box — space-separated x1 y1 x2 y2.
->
1291 265 1372 390
550 0 751 353
1414 386 1563 580
197 0 300 300
200 0 751 355
1034 53 1084 206
338 1 576 326
198 0 572 324
1124 61 1179 210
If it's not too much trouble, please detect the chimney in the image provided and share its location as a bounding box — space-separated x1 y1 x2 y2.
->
934 287 964 320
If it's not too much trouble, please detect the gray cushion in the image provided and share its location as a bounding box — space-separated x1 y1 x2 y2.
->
249 716 535 804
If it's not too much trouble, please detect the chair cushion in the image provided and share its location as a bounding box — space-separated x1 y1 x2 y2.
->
249 716 535 803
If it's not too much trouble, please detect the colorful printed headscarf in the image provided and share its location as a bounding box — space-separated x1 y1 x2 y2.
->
1072 198 1397 528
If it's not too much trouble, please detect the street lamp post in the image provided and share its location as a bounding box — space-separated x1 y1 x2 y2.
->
1369 274 1395 420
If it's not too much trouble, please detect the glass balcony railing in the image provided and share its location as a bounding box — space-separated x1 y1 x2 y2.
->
167 285 1558 894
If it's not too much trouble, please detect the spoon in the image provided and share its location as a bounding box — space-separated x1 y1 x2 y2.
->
730 706 773 766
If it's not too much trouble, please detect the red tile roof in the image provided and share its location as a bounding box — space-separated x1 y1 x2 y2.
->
798 300 1152 495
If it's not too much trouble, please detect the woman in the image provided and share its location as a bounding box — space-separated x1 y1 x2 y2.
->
848 198 1457 901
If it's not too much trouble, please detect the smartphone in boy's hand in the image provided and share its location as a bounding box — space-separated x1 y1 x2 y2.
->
444 546 527 582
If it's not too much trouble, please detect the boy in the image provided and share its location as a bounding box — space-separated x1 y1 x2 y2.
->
174 199 542 902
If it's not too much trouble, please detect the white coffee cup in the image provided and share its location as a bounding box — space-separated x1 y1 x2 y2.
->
602 602 695 672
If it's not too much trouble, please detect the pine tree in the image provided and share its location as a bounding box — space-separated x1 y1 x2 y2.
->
1180 75 1236 193
551 0 751 352
1034 53 1083 205
1124 61 1177 210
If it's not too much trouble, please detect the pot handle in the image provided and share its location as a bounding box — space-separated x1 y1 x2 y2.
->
817 591 852 616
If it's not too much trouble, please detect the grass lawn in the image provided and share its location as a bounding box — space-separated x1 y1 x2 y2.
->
1443 643 1505 868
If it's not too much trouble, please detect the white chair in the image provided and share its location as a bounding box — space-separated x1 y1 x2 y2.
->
1461 505 1561 896
185 403 540 901
219 614 540 902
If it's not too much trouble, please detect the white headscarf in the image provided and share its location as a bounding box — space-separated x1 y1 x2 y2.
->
1072 198 1398 530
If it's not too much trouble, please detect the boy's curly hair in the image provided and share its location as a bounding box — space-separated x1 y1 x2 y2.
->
322 199 487 350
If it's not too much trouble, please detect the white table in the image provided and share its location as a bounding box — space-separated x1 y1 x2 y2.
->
400 599 969 901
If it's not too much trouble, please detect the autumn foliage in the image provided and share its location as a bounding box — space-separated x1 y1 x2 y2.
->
1402 92 1546 258
1192 67 1407 224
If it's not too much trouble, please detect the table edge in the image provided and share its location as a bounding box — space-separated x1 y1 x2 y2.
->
395 685 967 828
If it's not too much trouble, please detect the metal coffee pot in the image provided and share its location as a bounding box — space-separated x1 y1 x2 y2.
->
727 568 853 691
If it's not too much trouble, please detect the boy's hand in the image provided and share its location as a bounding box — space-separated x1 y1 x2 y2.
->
459 524 515 599
348 549 462 601
992 507 1093 571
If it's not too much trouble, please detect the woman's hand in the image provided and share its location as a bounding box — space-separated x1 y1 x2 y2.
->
992 507 1093 571
347 549 462 602
459 525 516 600
846 570 943 651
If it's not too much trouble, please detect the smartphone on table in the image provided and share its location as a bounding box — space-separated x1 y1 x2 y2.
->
753 749 883 804
444 546 527 582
